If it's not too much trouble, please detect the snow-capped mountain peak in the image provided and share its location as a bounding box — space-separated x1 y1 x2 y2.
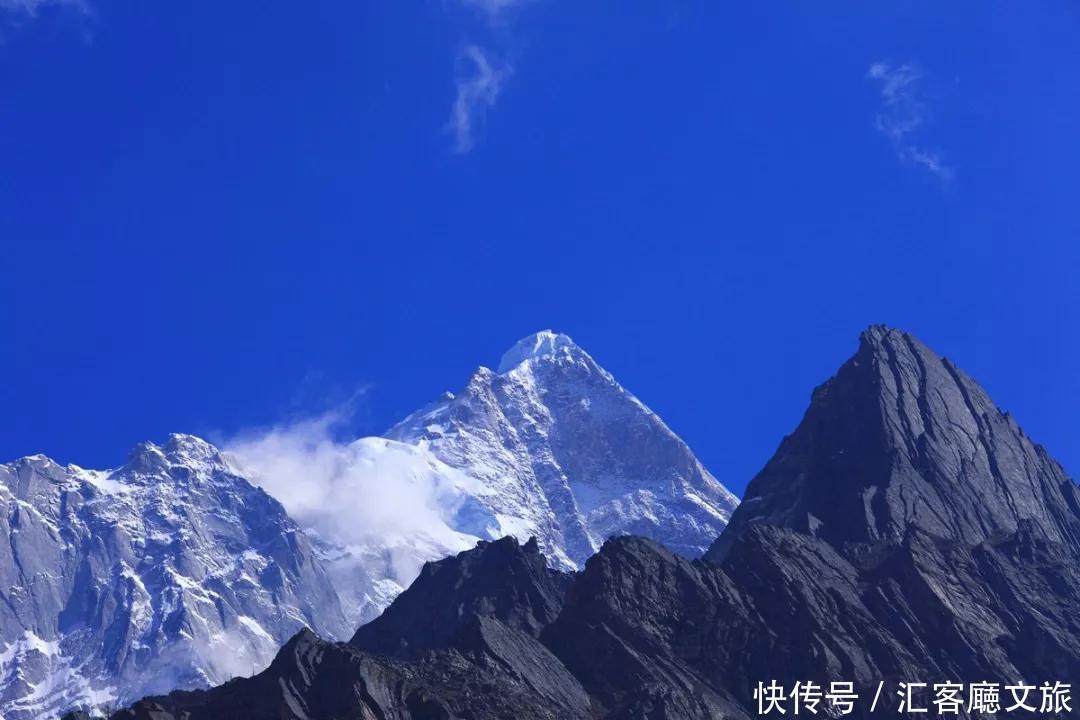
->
0 436 349 720
223 329 739 633
388 331 739 570
496 330 578 374
122 433 227 481
0 331 738 718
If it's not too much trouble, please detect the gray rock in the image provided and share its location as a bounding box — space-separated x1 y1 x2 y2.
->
0 435 349 719
66 327 1080 720
707 325 1080 560
83 539 593 720
7 329 739 718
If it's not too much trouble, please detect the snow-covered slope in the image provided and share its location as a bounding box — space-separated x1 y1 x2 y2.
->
0 434 349 720
0 331 737 717
385 330 739 570
226 436 503 629
222 330 738 627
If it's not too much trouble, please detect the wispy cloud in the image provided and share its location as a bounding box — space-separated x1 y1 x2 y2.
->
867 61 953 182
222 400 491 587
1 0 84 18
449 44 512 154
443 0 532 154
0 0 89 40
461 0 530 19
1 0 53 13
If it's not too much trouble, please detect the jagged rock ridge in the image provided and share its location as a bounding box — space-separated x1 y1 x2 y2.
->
3 330 735 717
70 538 594 720
706 325 1080 559
0 435 350 720
87 327 1080 720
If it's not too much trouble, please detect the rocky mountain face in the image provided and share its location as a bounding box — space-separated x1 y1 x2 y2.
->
385 330 739 570
350 535 570 656
706 324 1080 560
71 538 595 720
0 435 350 720
4 331 734 718
275 330 739 629
86 327 1080 720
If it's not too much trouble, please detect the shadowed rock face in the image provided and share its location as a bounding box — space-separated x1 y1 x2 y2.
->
707 326 1080 560
351 536 570 655
73 328 1080 720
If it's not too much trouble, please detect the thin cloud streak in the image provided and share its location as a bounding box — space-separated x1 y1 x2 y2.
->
0 0 50 12
1 0 84 17
461 0 531 21
449 45 512 154
0 0 90 42
867 61 953 182
462 0 520 15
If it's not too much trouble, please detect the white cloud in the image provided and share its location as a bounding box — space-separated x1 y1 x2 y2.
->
222 403 496 586
442 0 532 153
867 61 953 182
449 44 512 154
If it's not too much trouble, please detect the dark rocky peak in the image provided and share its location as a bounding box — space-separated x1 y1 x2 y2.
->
89 630 404 720
351 536 571 657
708 326 1080 561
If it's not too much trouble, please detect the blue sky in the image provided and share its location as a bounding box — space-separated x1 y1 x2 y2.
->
2 0 1077 495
